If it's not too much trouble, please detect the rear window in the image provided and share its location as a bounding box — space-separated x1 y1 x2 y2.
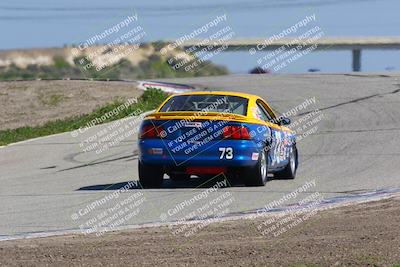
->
159 94 248 116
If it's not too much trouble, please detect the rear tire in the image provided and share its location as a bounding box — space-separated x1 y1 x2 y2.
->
138 161 164 188
243 148 269 186
274 146 297 179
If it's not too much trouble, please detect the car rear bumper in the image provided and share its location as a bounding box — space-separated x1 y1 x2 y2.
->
138 139 263 167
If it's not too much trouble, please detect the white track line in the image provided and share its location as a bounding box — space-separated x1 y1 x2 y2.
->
1 189 398 242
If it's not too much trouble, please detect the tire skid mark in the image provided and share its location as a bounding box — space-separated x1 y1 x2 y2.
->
297 88 400 116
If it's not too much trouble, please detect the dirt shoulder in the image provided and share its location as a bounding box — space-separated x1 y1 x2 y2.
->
0 80 142 131
1 197 399 267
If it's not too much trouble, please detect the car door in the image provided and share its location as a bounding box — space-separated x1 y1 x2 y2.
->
255 99 287 169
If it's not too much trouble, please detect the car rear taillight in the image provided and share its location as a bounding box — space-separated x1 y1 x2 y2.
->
223 125 250 139
140 124 165 139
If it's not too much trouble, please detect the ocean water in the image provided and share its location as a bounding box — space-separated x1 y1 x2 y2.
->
1 0 399 73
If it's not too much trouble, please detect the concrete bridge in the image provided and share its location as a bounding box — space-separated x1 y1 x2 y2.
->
180 37 400 72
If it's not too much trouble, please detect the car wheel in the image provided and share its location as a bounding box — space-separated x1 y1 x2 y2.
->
138 161 164 188
244 147 269 186
169 173 191 181
274 145 297 179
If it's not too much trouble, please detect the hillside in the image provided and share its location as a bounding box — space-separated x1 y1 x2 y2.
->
0 43 228 81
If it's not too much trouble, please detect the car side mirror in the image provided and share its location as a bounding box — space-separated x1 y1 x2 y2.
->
280 117 291 125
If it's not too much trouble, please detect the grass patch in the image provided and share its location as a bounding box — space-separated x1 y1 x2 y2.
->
38 93 66 107
0 88 168 146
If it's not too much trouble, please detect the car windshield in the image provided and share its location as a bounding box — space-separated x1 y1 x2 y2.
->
159 94 248 116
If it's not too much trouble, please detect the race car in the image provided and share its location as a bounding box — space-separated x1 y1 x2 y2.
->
138 91 298 187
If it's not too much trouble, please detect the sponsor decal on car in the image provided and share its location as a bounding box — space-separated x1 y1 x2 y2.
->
252 152 259 160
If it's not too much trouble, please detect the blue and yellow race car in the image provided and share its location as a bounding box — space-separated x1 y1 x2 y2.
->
138 91 298 187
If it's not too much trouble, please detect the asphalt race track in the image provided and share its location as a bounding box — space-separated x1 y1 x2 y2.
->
1 73 400 238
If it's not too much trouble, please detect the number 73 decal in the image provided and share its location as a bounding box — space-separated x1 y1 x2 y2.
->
219 147 234 159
